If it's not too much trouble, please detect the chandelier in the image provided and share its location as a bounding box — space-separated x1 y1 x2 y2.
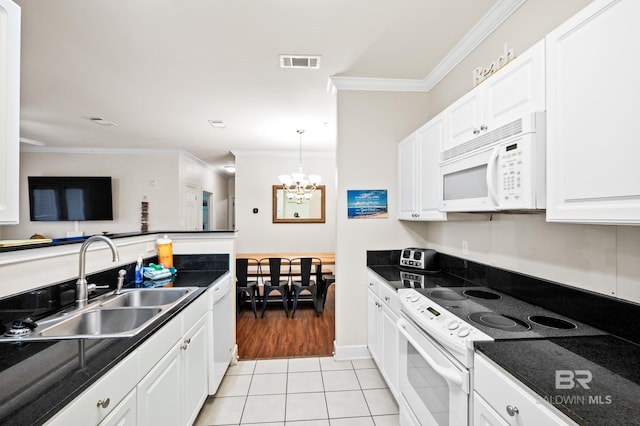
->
278 129 321 204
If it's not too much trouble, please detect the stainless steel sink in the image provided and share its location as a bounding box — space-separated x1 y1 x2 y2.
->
1 287 199 342
100 288 192 308
37 307 162 337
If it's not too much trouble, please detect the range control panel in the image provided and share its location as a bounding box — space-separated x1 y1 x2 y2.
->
398 289 493 349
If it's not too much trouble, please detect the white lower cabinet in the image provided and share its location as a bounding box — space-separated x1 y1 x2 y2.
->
474 353 577 426
99 389 137 426
367 271 399 399
46 292 209 426
137 312 208 426
136 340 183 426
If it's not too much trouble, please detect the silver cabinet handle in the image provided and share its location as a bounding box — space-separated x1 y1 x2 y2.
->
480 124 488 131
97 398 110 409
369 282 374 286
473 128 480 135
506 405 519 417
384 296 390 302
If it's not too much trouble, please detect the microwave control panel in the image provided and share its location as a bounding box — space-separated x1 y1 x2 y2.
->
498 142 531 206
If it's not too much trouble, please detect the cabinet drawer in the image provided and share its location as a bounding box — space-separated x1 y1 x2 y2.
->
474 354 576 425
181 291 208 328
137 314 181 379
366 272 381 296
380 282 399 314
46 350 139 426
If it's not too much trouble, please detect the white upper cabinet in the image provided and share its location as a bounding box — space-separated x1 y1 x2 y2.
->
444 40 545 152
0 0 20 224
398 113 447 221
546 0 640 224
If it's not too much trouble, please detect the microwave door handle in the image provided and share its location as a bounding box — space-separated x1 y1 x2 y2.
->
486 146 500 207
396 318 469 393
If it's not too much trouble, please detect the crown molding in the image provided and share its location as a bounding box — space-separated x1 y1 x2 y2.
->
19 145 223 173
232 149 335 158
328 76 428 93
329 0 526 93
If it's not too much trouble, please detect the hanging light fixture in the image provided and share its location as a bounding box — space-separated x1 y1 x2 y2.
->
278 129 322 204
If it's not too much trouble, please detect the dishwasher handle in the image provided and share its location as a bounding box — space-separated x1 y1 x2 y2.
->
396 318 469 394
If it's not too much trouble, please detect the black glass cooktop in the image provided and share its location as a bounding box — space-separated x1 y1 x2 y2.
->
414 286 606 340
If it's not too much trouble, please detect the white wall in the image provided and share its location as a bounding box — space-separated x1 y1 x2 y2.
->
233 152 336 254
334 91 430 358
0 148 230 240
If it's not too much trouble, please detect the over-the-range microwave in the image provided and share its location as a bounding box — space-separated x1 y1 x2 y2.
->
439 112 545 212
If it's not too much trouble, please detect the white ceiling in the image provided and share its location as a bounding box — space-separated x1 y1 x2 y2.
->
15 0 501 174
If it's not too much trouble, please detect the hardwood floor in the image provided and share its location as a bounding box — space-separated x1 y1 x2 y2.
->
236 284 335 360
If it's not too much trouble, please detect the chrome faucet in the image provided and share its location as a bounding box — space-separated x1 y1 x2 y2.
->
76 235 120 307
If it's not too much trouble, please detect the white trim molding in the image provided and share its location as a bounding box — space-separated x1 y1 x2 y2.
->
329 0 527 93
332 341 372 361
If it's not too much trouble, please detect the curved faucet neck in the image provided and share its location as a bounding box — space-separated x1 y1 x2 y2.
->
76 235 120 307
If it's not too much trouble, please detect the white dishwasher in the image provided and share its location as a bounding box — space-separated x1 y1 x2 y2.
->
208 272 234 395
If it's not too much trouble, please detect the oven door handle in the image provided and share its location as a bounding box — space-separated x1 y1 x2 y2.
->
396 318 469 394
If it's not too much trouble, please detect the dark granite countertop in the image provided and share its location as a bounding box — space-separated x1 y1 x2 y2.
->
0 269 228 426
368 250 640 426
475 336 640 426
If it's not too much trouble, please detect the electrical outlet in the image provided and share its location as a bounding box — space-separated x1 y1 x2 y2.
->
462 240 469 255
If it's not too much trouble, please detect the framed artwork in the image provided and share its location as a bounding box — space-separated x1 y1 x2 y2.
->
347 190 388 219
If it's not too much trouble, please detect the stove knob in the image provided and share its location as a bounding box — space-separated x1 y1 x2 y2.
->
409 295 420 303
447 320 460 330
457 327 470 337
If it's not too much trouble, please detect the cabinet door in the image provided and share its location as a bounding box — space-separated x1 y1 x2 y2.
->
416 115 447 220
473 392 509 426
546 0 640 224
99 389 137 426
483 40 545 130
137 341 183 426
0 0 20 224
184 314 209 425
367 291 381 365
444 88 483 150
381 305 398 398
398 133 418 219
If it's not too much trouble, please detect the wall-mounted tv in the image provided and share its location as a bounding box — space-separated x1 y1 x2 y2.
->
28 176 114 221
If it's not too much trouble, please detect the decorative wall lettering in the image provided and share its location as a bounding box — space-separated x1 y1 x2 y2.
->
473 44 515 86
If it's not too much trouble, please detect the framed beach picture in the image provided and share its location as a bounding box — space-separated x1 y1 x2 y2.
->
347 190 388 219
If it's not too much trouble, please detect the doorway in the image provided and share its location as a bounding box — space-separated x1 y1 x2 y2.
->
202 191 213 230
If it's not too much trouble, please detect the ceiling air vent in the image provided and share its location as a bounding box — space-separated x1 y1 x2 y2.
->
279 55 321 69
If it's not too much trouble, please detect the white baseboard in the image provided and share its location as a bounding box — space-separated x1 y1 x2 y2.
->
333 341 372 361
230 344 239 365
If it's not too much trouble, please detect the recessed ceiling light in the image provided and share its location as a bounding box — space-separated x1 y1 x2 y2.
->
224 165 236 174
279 55 321 69
208 120 227 129
88 116 117 127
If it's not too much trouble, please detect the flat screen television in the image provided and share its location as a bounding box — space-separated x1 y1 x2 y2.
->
28 176 114 221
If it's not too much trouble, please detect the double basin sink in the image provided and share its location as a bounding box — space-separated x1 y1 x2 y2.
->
3 287 199 341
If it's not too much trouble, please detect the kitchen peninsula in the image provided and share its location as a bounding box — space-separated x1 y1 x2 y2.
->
0 231 235 425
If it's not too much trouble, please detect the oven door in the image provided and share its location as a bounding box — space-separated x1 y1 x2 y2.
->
396 316 469 426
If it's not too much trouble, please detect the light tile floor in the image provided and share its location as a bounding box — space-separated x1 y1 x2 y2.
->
195 357 400 426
